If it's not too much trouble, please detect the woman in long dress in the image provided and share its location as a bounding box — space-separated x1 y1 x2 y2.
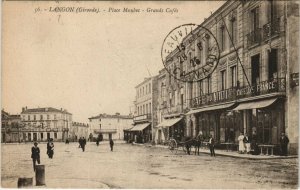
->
238 133 245 154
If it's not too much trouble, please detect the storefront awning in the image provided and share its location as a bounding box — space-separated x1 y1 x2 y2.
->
187 103 236 115
233 98 278 111
156 117 182 128
130 123 150 131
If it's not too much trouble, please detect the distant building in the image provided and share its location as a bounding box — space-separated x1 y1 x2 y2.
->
88 113 133 140
20 107 72 142
1 110 22 143
70 122 89 141
131 76 159 143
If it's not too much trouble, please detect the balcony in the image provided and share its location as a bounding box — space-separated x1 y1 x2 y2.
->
133 114 152 122
262 18 280 41
247 28 262 48
190 78 286 108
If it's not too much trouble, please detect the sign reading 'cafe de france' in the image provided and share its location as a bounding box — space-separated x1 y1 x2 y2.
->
192 79 285 108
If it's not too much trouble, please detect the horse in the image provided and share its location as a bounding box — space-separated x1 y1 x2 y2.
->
181 136 203 155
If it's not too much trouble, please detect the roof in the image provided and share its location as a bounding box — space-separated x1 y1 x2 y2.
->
88 113 133 120
21 107 72 115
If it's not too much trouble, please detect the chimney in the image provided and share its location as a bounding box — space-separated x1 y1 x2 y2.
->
22 107 25 112
25 106 27 110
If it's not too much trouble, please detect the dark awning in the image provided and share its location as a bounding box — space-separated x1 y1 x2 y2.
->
130 123 150 131
156 117 182 128
233 98 278 110
187 103 236 115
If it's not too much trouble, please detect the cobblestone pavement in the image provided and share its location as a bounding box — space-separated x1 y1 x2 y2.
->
1 142 298 189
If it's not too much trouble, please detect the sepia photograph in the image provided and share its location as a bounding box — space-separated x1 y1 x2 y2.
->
1 0 299 189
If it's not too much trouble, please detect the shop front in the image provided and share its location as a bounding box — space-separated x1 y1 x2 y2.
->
187 102 238 143
234 97 285 154
130 122 151 143
155 117 184 144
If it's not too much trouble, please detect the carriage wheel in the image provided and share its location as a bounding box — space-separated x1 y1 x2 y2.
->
168 139 177 154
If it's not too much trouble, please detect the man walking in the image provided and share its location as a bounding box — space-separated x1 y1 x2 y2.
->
109 138 114 151
208 135 215 157
81 137 86 152
280 132 289 156
31 142 40 171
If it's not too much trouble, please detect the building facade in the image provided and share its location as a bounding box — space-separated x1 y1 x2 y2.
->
1 110 22 143
154 0 299 155
69 122 89 141
88 113 133 140
20 107 72 142
131 76 158 143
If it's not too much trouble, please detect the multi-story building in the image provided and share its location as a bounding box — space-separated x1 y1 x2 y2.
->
1 110 22 143
69 122 89 141
20 107 72 142
88 113 133 140
154 0 299 155
131 76 158 143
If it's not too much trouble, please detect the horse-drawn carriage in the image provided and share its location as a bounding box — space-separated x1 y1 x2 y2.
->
168 136 203 155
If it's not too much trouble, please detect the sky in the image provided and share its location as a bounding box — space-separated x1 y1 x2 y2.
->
2 1 223 123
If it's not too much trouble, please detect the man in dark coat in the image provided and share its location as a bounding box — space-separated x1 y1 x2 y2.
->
81 137 86 152
78 137 82 148
109 138 114 151
31 142 40 171
280 132 289 156
208 135 215 157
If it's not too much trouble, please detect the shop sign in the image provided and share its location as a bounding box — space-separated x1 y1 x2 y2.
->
236 80 278 98
192 88 236 108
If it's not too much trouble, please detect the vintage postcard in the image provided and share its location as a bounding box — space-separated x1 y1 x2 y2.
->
1 0 299 189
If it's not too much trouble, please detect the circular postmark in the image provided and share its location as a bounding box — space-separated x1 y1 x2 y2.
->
161 23 220 82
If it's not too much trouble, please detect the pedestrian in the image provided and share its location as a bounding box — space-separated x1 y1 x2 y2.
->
243 133 251 154
31 142 40 172
96 138 99 146
81 137 86 152
280 132 289 156
47 138 54 159
208 135 215 157
109 138 114 151
78 137 82 148
238 132 245 154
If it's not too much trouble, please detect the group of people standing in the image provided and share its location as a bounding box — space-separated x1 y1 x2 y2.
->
238 132 290 156
78 137 87 152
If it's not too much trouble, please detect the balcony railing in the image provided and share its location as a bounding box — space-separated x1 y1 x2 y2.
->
133 114 152 122
94 129 117 134
190 78 286 108
247 28 262 47
262 18 280 41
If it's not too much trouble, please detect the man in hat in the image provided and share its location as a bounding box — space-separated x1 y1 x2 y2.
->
280 132 289 156
31 142 40 171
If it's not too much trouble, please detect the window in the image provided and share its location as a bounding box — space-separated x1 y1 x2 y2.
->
221 70 226 90
220 25 225 51
149 103 151 114
146 85 148 94
54 121 57 128
54 114 57 120
251 7 259 31
199 80 203 95
268 49 278 80
54 132 57 139
207 76 212 93
230 17 237 47
149 84 151 93
40 115 43 120
34 115 36 121
28 115 30 121
169 92 172 107
99 118 101 122
175 90 178 105
146 104 148 114
47 115 50 120
143 87 144 95
40 133 43 139
230 66 237 87
251 54 260 85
